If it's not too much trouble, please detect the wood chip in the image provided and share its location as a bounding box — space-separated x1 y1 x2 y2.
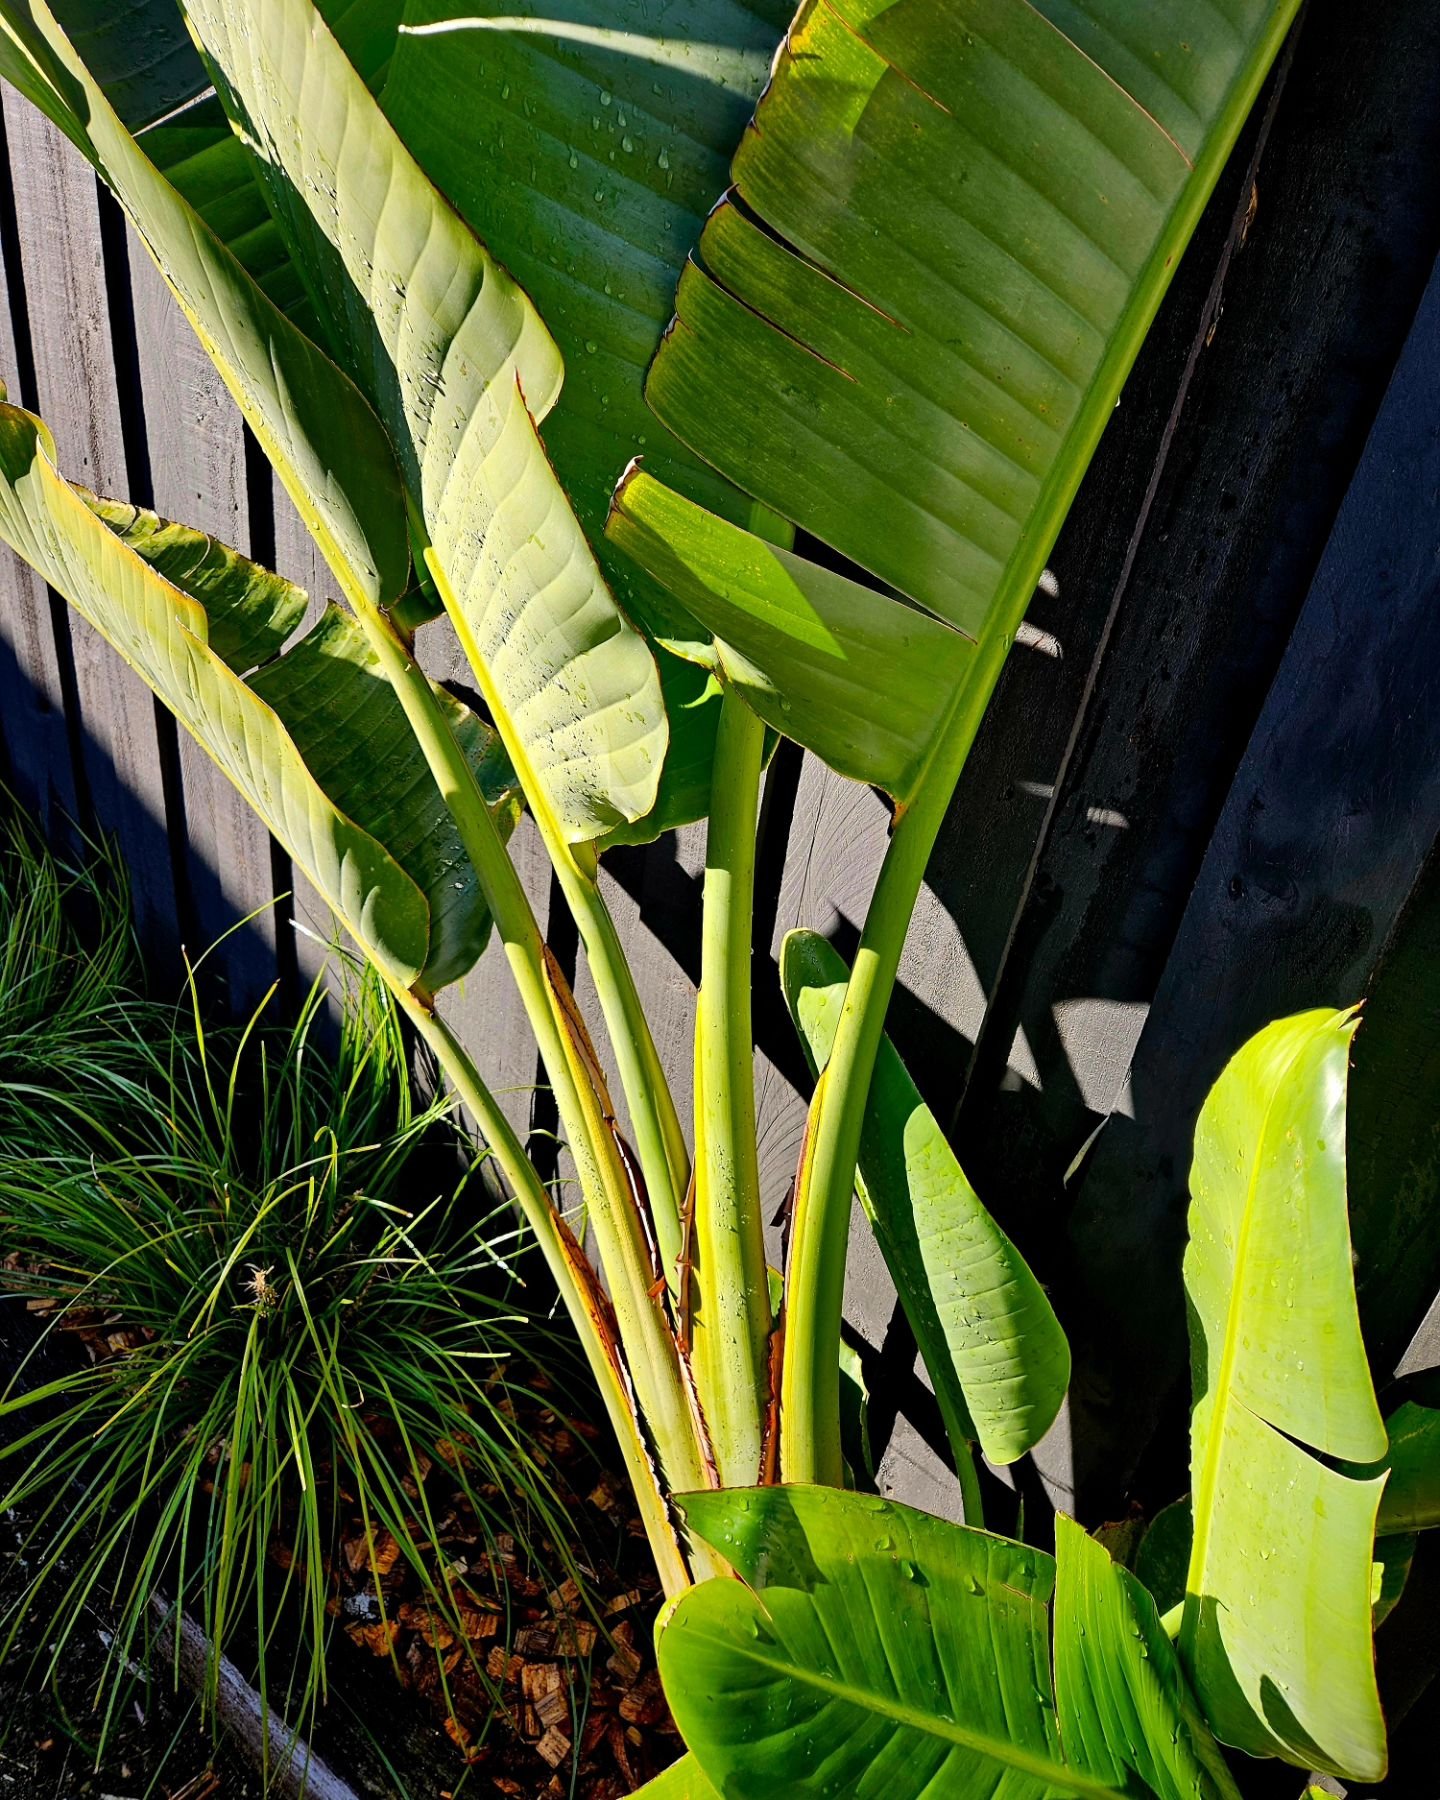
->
535 1725 572 1769
606 1619 642 1685
619 1670 667 1726
548 1576 582 1612
554 1617 597 1657
344 1619 399 1657
342 1527 401 1576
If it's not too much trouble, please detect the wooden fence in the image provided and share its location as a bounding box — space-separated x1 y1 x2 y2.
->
2 0 1440 1570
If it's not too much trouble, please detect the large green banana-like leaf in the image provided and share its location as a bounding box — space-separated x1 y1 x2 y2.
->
1182 1009 1388 1780
660 1487 1237 1799
0 399 514 989
0 0 411 616
617 0 1301 805
631 1756 720 1799
1053 1517 1241 1800
610 472 969 799
781 928 1067 1466
1348 1401 1440 1537
381 0 792 840
247 604 520 991
181 0 669 847
139 2 403 328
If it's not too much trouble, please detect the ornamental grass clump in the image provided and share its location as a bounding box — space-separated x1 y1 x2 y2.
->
0 802 164 1152
0 952 593 1761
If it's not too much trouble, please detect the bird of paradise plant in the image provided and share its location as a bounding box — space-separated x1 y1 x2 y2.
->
1 0 1393 1791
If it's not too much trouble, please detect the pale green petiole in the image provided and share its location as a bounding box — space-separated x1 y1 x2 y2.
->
692 691 772 1486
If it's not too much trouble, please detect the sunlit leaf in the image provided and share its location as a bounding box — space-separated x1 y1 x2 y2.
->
1182 1008 1388 1780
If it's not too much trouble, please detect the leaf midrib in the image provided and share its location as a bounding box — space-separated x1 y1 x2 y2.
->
688 1621 1127 1798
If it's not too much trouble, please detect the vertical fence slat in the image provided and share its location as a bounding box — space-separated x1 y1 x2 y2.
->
1058 249 1440 1516
0 100 78 828
265 472 339 1005
2 97 178 953
124 246 280 1011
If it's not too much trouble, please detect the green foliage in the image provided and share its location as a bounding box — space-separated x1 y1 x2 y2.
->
0 803 162 1151
652 1487 1237 1799
0 957 587 1760
1181 1009 1388 1780
640 1006 1413 1794
781 928 1068 1474
0 2 1421 1791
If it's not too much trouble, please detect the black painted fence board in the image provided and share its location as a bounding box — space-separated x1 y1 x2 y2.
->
1060 248 1440 1514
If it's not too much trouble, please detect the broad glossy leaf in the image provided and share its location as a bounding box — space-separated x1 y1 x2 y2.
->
184 0 669 846
85 491 308 674
1349 1402 1440 1536
0 400 426 982
1182 1009 1388 1780
0 0 411 616
609 471 972 800
633 0 1301 801
782 929 1067 1465
249 605 520 992
667 1486 1113 1799
0 402 514 992
382 0 791 842
384 0 786 587
664 1490 1241 1800
1053 1517 1240 1800
630 1755 720 1799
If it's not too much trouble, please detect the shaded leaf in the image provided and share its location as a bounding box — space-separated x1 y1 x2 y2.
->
1372 1533 1416 1629
609 470 970 799
1134 1498 1193 1620
250 606 520 992
1348 1402 1440 1537
85 491 308 674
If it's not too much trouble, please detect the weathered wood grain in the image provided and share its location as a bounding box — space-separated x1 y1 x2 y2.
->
0 99 79 832
123 243 280 1011
2 96 178 957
